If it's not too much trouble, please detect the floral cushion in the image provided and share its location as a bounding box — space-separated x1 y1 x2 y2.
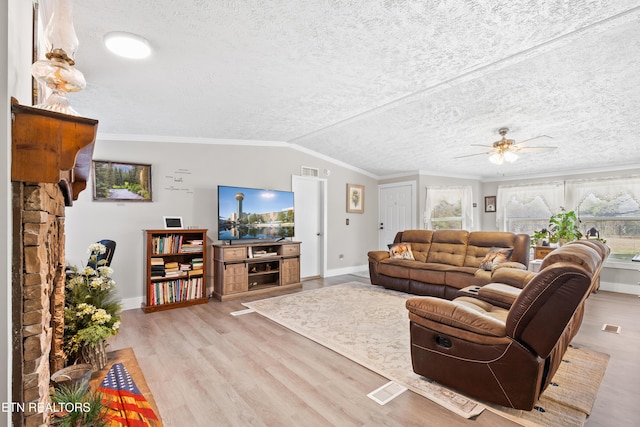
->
479 247 514 271
389 243 415 260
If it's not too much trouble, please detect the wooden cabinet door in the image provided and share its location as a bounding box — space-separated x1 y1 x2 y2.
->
223 263 248 294
280 258 300 285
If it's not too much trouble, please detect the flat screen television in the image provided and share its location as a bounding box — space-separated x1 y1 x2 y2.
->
218 185 294 241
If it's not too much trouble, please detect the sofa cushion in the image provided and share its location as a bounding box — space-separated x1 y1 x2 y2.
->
479 247 514 271
426 230 469 266
464 231 520 267
406 296 507 336
409 264 449 285
539 245 600 275
400 230 433 262
378 259 416 279
389 243 415 260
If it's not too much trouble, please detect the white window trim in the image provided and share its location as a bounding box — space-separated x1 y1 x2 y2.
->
425 186 473 230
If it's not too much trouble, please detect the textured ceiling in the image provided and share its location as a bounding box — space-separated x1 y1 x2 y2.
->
65 0 640 179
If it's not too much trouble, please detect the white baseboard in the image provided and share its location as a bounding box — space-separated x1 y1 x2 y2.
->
325 264 369 277
121 296 144 311
599 281 640 296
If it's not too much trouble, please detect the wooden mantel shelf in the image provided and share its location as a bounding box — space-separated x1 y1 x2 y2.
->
10 97 99 206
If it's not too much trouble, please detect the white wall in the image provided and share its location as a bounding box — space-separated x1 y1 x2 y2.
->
64 139 379 309
1 2 10 420
3 0 36 421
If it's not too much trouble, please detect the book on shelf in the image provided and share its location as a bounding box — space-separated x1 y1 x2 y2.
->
180 239 203 253
152 234 185 254
252 250 277 258
149 276 204 306
150 257 165 277
164 261 180 277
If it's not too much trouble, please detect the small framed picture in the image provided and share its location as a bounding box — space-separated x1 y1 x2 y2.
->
163 216 183 229
92 160 152 202
485 196 496 213
347 184 365 213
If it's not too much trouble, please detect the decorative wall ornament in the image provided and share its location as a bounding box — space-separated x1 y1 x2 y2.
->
484 196 496 213
347 184 365 213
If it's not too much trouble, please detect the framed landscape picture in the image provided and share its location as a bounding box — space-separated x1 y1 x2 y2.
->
347 183 365 213
92 161 152 202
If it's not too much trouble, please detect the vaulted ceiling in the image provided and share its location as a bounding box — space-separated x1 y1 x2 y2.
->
66 1 640 179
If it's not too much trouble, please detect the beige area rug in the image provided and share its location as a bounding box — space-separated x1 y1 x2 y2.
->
243 282 609 426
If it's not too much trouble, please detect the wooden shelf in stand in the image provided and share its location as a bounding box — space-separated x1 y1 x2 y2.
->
142 229 209 313
213 241 301 301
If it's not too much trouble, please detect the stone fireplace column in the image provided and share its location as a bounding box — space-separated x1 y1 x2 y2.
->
10 99 98 427
12 183 67 427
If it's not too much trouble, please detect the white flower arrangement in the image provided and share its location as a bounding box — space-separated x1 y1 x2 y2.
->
64 243 122 361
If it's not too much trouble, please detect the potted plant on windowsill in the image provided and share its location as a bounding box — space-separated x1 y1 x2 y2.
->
548 208 582 246
531 228 550 246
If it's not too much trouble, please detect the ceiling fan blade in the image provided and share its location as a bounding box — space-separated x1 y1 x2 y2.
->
454 151 493 159
516 146 558 153
515 135 553 146
469 144 494 147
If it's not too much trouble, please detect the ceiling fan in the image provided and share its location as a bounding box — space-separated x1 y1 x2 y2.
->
456 127 557 165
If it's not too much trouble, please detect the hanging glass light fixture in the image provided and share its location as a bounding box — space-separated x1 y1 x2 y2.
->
488 153 503 165
31 0 86 115
503 150 519 163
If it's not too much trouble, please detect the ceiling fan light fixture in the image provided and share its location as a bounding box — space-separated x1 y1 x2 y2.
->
504 151 518 163
104 32 151 59
489 153 504 165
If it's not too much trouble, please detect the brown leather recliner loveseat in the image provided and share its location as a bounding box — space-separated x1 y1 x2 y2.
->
405 243 604 410
368 230 530 300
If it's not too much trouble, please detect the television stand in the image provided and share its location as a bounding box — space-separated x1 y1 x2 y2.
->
212 241 301 301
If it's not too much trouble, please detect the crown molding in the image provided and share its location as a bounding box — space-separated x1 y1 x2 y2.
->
96 133 380 179
480 163 640 183
96 133 288 147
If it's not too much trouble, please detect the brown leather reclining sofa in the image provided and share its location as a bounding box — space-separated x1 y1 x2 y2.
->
404 242 605 410
368 230 531 300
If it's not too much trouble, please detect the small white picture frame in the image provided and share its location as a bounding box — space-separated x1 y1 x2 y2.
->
163 216 183 229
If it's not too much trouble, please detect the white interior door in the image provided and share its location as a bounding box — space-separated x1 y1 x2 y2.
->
379 182 416 250
292 176 326 278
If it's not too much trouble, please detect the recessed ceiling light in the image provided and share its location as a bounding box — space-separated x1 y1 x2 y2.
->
104 32 151 59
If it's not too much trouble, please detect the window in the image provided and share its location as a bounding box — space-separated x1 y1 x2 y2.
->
567 176 640 260
496 182 564 234
425 186 473 230
496 177 640 259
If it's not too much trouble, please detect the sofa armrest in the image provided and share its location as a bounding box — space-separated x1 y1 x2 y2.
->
368 250 390 263
478 283 521 307
490 268 537 289
406 297 506 337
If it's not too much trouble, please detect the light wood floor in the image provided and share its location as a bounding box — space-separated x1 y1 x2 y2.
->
108 275 640 427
